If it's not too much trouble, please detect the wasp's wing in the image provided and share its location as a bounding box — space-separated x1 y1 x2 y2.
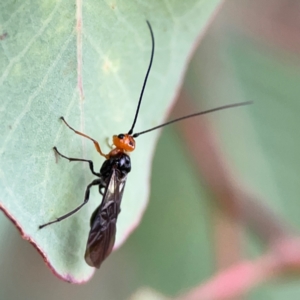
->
84 168 127 268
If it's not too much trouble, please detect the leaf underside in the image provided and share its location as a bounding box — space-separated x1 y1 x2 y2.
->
0 0 222 281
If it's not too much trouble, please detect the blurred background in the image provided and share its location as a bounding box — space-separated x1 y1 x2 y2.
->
1 0 300 299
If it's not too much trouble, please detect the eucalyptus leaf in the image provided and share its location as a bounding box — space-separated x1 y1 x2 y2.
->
0 0 222 281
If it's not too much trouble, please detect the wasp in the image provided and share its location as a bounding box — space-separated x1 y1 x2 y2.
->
39 21 251 268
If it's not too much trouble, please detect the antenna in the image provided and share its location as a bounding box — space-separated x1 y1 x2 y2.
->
128 20 155 135
132 101 252 138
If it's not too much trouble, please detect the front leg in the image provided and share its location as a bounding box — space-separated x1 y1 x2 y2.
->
60 117 109 159
105 137 113 149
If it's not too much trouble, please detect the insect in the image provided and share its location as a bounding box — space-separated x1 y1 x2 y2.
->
39 21 252 268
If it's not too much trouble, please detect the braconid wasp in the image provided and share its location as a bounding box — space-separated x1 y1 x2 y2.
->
39 21 252 268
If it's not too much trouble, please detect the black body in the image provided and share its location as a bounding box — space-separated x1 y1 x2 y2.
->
99 152 131 181
85 152 131 268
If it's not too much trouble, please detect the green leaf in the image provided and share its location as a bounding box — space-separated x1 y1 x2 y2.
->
0 0 222 281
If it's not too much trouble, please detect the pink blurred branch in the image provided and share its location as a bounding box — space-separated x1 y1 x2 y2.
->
178 238 300 300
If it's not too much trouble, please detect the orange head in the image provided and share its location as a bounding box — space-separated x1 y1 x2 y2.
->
113 134 136 152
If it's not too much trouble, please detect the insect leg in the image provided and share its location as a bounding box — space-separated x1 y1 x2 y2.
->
53 147 101 177
39 178 103 229
100 186 105 195
60 117 109 159
105 137 113 149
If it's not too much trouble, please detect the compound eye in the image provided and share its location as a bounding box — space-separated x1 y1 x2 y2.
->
118 134 125 139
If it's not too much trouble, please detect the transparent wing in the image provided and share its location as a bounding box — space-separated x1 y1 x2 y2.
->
84 168 127 268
